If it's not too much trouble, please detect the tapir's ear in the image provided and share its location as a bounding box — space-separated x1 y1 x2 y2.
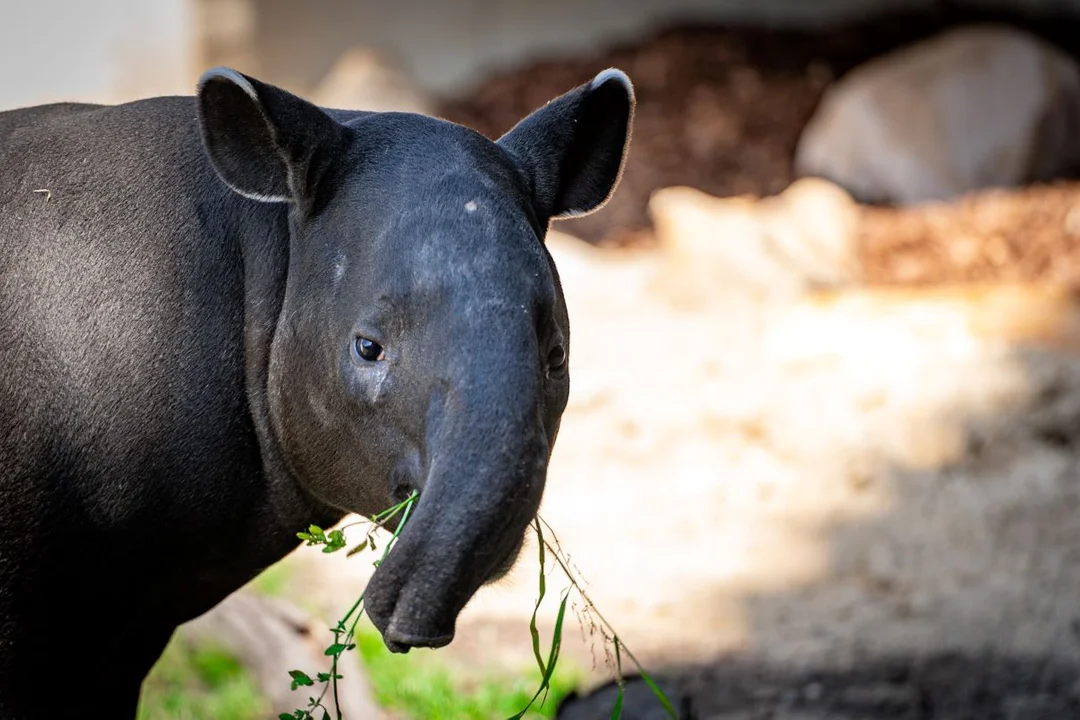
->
496 68 634 221
196 67 347 204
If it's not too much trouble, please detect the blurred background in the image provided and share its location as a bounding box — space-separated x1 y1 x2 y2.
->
9 0 1080 718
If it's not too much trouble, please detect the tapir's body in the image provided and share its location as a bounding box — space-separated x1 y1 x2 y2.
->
0 68 633 718
0 98 342 712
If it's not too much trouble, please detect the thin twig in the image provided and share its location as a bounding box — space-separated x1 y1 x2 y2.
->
533 514 676 719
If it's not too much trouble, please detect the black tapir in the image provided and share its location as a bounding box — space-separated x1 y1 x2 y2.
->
0 66 633 716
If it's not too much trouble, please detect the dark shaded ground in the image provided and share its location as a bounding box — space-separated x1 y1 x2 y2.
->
436 9 1080 720
438 5 1080 287
557 654 1080 719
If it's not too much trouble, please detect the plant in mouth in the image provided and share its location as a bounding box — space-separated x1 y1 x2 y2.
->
279 492 417 720
281 496 676 720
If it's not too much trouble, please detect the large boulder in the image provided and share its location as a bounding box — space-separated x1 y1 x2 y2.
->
794 24 1080 205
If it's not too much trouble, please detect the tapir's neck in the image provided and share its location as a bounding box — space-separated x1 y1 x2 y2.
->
235 200 345 541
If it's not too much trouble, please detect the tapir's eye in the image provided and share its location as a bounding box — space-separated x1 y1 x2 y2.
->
353 336 385 363
547 344 567 372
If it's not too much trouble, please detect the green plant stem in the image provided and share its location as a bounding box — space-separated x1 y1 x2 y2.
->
291 497 671 720
534 515 624 663
290 491 418 720
332 495 417 717
534 515 676 719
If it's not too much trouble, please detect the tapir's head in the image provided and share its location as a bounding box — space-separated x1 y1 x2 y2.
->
195 68 633 651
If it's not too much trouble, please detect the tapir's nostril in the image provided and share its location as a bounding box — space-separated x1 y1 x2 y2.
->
392 481 419 507
391 454 424 505
391 474 422 507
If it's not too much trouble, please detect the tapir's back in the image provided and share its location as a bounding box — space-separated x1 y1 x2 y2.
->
0 97 259 522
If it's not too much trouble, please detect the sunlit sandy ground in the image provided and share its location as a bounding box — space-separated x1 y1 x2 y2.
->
278 228 1080 694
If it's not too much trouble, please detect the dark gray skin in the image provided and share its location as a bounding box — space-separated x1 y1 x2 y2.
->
0 67 633 716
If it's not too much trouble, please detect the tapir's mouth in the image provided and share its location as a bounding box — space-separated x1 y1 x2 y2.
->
381 617 455 654
365 567 457 654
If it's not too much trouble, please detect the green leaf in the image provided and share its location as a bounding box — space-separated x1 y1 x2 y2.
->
325 529 346 552
541 590 570 705
324 642 353 655
345 538 370 557
510 589 570 719
610 685 625 720
610 637 626 720
635 664 678 719
529 520 548 677
307 525 326 540
321 711 331 720
317 671 344 682
278 714 295 720
288 669 314 690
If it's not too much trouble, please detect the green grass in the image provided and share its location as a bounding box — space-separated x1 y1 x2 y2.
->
249 558 294 598
137 635 269 720
138 623 580 720
137 513 599 720
137 575 580 720
354 617 580 720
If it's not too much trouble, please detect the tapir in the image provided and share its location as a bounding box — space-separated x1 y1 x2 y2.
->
0 65 634 716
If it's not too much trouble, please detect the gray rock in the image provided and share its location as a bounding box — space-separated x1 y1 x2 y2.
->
795 24 1080 205
180 588 383 719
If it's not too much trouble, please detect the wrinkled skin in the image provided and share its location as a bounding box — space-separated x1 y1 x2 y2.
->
0 65 633 716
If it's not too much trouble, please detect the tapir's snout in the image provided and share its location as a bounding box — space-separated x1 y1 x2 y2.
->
363 360 549 653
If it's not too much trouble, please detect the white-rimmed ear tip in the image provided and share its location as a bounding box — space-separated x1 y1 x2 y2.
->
197 67 258 101
590 68 634 99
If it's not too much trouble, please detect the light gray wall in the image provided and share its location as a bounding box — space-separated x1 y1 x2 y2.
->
227 0 1080 96
246 0 936 97
3 0 1080 112
0 0 194 111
